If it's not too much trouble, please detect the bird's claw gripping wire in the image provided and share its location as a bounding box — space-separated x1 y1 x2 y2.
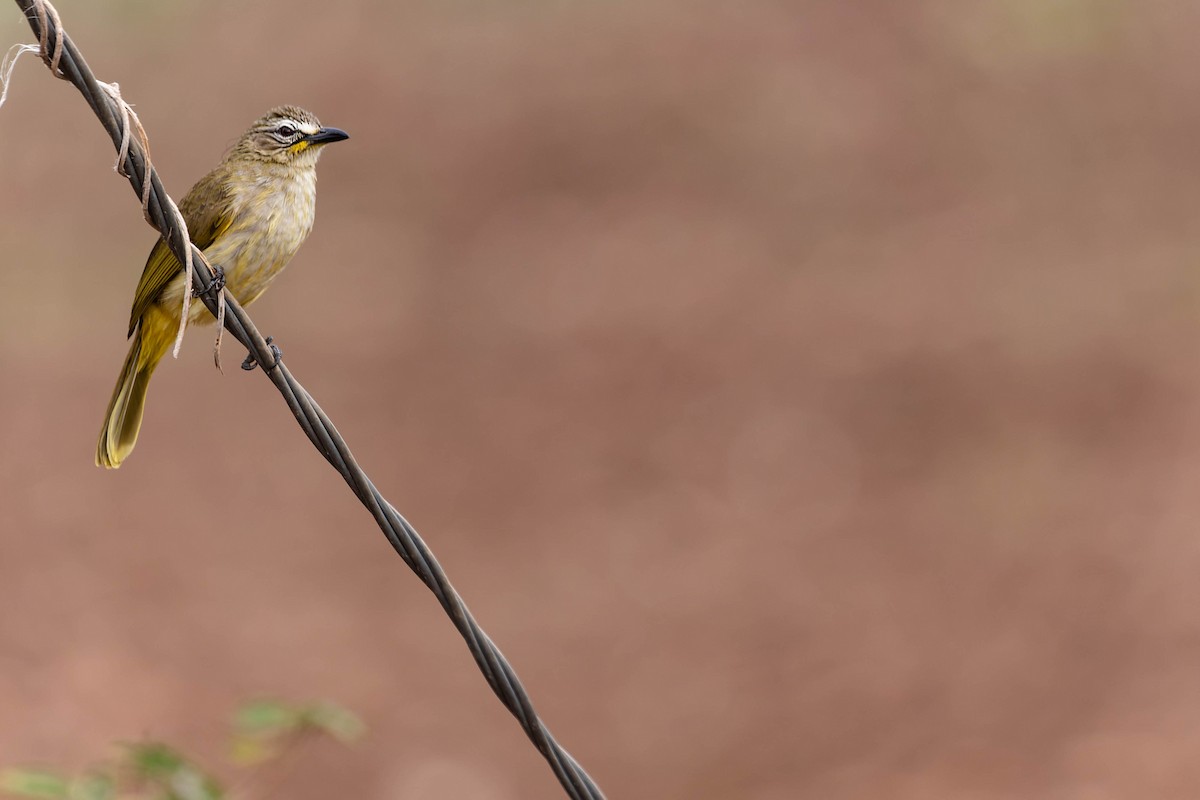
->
192 263 225 300
241 336 281 372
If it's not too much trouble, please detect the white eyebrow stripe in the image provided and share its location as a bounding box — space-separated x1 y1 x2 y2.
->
264 119 318 137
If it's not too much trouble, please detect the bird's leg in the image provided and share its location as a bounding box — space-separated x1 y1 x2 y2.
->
192 263 226 299
241 336 283 372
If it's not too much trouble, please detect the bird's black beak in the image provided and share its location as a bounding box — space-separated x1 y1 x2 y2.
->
304 126 349 145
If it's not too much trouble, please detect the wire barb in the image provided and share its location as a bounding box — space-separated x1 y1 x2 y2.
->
10 1 605 798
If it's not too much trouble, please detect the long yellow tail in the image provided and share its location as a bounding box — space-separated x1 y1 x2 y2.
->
96 310 173 468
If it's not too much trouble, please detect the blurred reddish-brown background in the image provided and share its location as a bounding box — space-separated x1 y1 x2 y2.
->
3 1 1200 797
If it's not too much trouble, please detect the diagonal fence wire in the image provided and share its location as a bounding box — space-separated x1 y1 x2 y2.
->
10 2 606 797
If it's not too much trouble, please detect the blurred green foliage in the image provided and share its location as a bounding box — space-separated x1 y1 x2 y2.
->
0 700 363 800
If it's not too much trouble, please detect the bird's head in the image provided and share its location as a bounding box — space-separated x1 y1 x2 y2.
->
230 105 349 165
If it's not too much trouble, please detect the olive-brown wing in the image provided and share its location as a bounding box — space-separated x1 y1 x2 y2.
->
126 168 235 337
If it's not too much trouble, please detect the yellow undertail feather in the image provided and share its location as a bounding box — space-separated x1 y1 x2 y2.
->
95 308 176 468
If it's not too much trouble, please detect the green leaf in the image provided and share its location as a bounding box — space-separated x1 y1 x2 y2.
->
163 767 222 800
0 769 70 799
120 744 222 800
299 703 365 744
123 743 187 778
233 701 301 736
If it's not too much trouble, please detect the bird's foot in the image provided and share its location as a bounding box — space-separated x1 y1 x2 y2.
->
241 336 282 372
193 263 226 299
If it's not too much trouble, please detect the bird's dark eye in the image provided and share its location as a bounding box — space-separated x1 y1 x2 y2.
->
276 124 297 139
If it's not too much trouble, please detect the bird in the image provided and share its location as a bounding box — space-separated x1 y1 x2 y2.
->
96 105 349 469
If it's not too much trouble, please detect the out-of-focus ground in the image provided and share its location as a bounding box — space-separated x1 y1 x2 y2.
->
2 0 1200 797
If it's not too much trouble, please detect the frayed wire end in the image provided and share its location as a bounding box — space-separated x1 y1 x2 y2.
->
0 43 40 111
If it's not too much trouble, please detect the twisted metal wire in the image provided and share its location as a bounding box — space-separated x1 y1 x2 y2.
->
12 2 605 797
